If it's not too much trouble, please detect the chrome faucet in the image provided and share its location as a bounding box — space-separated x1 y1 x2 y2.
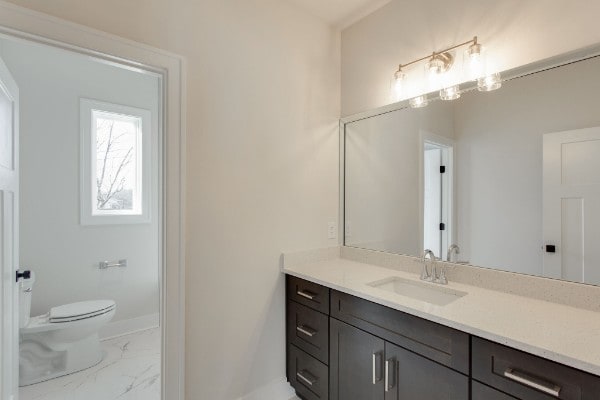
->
447 244 460 263
421 249 436 282
421 249 449 285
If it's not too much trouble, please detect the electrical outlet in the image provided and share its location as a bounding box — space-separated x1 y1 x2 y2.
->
327 221 337 239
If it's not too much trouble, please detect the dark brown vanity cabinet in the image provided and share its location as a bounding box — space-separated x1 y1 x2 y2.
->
285 274 600 400
330 318 469 400
286 276 330 400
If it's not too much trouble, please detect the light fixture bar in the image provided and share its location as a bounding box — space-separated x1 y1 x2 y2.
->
396 36 478 73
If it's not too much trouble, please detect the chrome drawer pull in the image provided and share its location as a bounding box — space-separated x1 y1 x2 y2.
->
296 325 317 337
504 368 561 397
296 289 317 300
384 360 390 392
372 351 382 385
372 353 377 384
385 358 395 392
296 370 317 387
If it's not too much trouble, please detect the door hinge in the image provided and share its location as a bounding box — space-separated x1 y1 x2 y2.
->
16 270 31 282
440 166 446 173
439 223 446 231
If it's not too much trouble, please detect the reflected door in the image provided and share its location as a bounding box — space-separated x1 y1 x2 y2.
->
0 55 19 399
543 127 600 284
422 133 454 260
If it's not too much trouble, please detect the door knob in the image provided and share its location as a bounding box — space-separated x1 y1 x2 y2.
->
16 270 31 282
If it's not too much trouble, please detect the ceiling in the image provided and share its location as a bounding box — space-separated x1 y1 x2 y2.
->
286 0 392 29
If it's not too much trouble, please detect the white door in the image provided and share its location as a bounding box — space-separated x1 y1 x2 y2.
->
543 127 600 284
0 55 19 399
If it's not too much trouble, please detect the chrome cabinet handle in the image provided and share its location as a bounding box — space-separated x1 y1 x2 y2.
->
504 368 561 397
372 353 377 384
384 359 390 392
384 358 395 392
296 325 317 337
372 352 382 385
296 370 317 387
296 289 317 300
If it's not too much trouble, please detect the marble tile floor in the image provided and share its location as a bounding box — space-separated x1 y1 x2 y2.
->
20 327 160 400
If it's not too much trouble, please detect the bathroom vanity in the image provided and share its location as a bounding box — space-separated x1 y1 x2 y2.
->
284 257 600 400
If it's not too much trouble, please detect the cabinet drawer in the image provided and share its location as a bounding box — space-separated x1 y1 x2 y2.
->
330 290 469 374
288 344 329 400
472 381 518 400
287 275 330 315
287 301 329 364
472 337 600 400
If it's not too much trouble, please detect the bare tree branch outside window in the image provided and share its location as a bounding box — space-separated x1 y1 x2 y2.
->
95 117 136 210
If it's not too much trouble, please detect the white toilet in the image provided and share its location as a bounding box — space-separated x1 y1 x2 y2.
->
19 272 116 386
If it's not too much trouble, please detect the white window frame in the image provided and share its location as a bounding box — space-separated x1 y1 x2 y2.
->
80 98 151 225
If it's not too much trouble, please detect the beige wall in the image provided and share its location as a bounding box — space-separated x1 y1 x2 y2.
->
2 1 341 399
341 0 600 116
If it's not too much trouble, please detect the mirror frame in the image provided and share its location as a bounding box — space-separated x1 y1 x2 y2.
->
338 42 600 283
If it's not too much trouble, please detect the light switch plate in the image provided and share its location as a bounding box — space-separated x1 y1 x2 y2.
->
328 221 337 239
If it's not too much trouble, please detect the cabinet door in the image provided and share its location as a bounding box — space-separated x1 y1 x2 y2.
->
330 319 385 400
384 342 469 400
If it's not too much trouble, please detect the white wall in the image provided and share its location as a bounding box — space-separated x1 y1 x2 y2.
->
0 1 341 399
341 0 600 116
1 38 160 327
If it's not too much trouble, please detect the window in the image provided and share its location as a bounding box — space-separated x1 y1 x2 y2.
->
81 99 151 224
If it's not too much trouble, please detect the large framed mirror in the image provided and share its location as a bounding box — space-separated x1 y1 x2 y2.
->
341 44 600 286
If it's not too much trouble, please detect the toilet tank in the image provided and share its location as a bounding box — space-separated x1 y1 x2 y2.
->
19 271 35 328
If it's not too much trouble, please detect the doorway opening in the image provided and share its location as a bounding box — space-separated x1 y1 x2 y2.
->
422 135 454 260
1 34 162 399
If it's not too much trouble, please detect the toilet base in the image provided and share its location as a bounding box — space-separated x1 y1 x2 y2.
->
19 333 104 386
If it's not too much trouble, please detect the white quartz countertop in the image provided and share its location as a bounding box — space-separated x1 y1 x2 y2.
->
283 256 600 376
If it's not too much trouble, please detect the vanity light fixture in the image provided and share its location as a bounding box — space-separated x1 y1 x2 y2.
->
391 36 496 105
477 72 502 91
440 85 461 101
409 94 428 108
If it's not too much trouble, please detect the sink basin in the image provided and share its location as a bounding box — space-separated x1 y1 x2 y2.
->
367 277 467 306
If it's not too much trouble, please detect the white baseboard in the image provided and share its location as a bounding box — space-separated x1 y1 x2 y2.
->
99 312 159 340
237 377 296 400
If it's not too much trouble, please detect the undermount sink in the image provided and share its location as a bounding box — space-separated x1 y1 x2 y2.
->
367 276 467 306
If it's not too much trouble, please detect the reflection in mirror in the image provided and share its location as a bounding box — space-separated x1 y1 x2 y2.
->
344 53 600 285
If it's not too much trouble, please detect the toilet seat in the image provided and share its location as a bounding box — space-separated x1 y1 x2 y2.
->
21 300 116 334
49 300 116 323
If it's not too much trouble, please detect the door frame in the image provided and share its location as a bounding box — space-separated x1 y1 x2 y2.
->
0 2 186 399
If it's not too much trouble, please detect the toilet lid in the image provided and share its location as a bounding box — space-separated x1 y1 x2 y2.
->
49 300 115 323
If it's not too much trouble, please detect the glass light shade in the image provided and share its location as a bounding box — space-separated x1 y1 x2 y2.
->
424 52 454 91
426 57 446 76
409 95 428 108
477 72 502 91
440 85 461 101
390 70 406 102
463 43 486 80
